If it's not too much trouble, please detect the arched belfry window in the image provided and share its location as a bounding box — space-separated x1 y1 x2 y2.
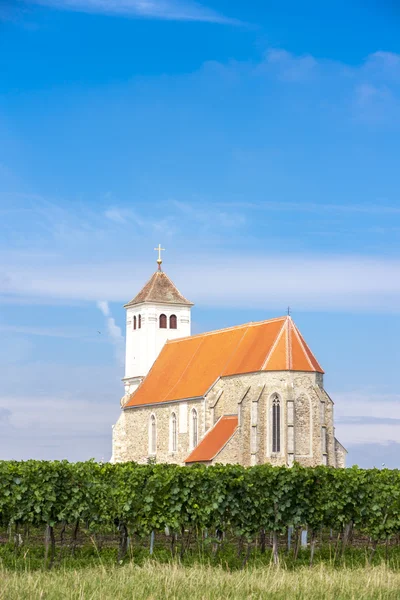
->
133 316 137 330
138 314 142 329
170 314 177 329
192 409 198 448
171 412 177 452
149 415 156 455
159 314 167 329
272 394 281 454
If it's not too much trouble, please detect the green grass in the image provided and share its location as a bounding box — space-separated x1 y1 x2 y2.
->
1 561 400 599
2 534 400 599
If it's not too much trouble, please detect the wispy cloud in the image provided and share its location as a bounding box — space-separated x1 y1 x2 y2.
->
25 0 237 23
261 49 318 82
218 200 400 215
96 300 124 364
2 252 400 312
354 82 400 125
0 324 102 339
104 207 129 224
333 391 400 448
171 200 247 229
204 47 400 124
0 394 118 460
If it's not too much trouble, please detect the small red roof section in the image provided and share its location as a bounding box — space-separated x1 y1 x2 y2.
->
125 270 194 307
125 316 323 408
185 416 238 463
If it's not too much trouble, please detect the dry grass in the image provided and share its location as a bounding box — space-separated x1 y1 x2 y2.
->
0 562 400 599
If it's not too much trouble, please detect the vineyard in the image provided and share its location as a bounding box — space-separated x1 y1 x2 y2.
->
1 460 400 570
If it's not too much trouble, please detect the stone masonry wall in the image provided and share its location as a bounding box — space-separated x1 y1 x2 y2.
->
112 370 343 468
112 398 204 464
212 430 241 465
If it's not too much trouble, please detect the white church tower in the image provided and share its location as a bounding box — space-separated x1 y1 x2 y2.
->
122 245 194 396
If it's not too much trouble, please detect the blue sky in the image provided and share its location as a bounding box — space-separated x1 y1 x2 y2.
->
1 0 400 466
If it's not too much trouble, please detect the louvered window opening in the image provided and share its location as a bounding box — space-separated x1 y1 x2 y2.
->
159 314 167 328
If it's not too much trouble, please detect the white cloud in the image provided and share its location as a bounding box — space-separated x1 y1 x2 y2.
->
333 391 400 447
0 359 123 460
0 394 118 461
205 47 400 124
364 51 400 79
97 300 125 364
24 0 236 23
354 82 400 124
223 201 400 216
97 300 110 317
3 253 400 312
171 200 246 229
262 49 318 82
0 324 102 339
104 208 128 224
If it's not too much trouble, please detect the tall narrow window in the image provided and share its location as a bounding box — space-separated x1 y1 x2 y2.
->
171 412 177 452
138 314 142 329
150 415 156 455
272 394 281 453
133 315 137 330
192 409 198 448
170 314 177 329
159 314 167 329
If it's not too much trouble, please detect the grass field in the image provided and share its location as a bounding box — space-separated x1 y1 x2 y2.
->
1 561 400 599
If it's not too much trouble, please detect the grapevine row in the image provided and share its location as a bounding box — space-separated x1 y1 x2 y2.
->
1 461 399 564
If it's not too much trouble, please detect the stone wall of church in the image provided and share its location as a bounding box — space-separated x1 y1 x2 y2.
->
335 438 347 469
112 369 342 468
205 370 338 468
112 398 205 464
211 430 241 465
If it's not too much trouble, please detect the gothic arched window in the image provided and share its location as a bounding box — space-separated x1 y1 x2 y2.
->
170 314 177 329
171 412 177 452
272 394 281 453
192 409 198 448
149 415 156 455
138 314 142 329
159 314 167 329
133 315 137 330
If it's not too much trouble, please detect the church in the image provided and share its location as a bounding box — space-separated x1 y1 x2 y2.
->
112 248 346 468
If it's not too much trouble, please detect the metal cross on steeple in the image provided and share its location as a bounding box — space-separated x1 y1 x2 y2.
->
154 244 165 270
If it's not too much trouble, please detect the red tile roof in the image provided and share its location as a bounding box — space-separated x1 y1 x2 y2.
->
125 271 194 307
125 316 323 408
185 416 238 463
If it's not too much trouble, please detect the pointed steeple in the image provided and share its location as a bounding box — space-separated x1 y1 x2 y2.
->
125 270 194 307
125 245 194 307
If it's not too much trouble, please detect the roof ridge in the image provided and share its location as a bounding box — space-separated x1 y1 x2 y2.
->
286 317 292 370
209 417 239 461
293 322 324 372
161 271 193 305
166 316 288 344
260 317 287 370
184 416 223 464
184 415 238 463
291 322 315 371
147 271 159 299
